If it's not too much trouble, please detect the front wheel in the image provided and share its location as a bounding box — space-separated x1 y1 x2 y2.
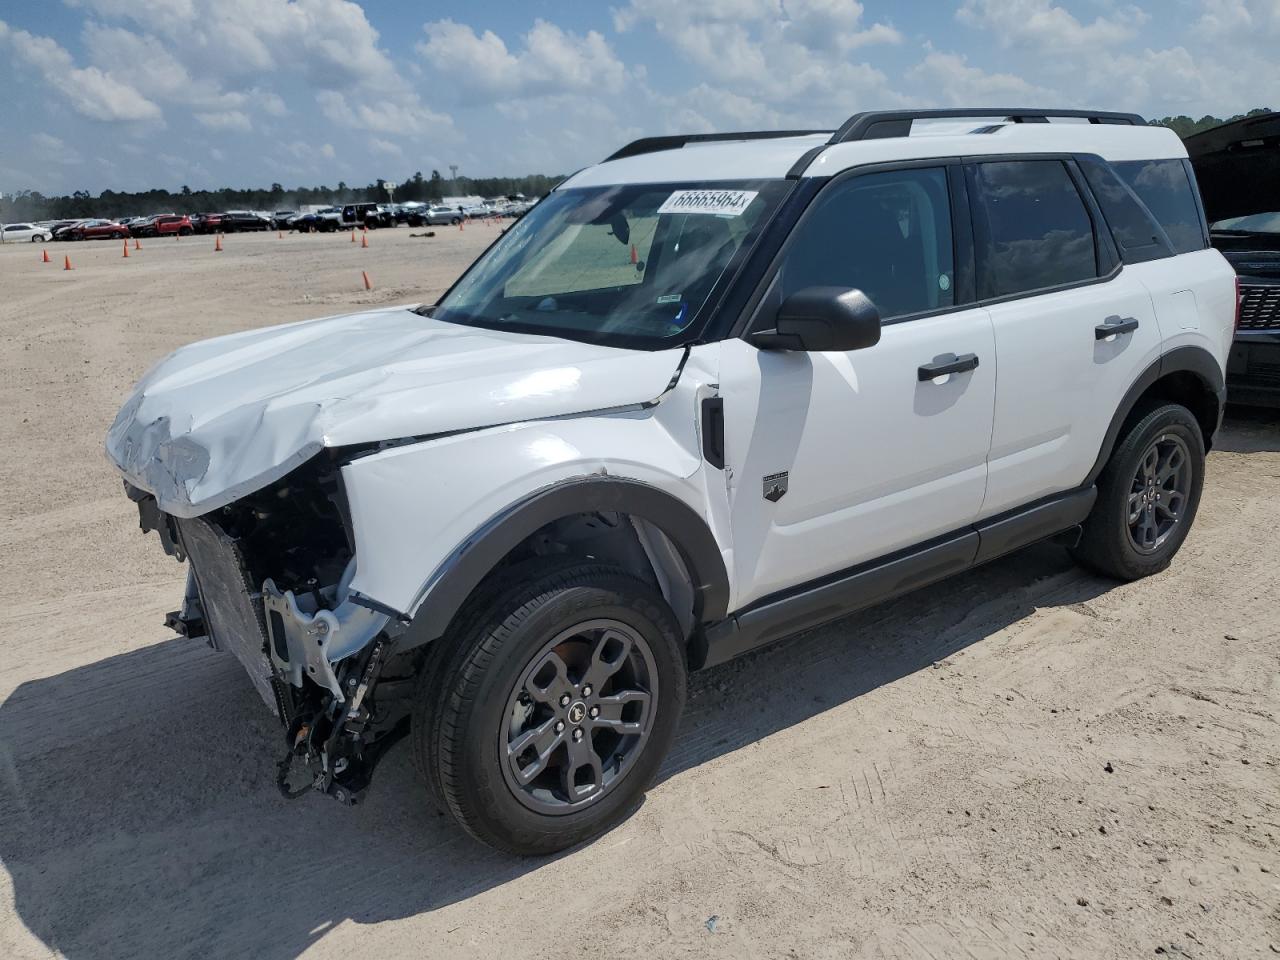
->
413 563 686 855
1072 403 1205 581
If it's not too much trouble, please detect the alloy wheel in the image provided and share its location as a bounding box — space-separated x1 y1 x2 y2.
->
499 618 657 815
1126 432 1192 553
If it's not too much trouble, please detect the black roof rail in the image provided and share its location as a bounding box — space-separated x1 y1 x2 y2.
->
605 130 828 162
829 108 1148 144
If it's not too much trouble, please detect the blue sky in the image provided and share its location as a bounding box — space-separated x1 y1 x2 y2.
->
0 0 1274 195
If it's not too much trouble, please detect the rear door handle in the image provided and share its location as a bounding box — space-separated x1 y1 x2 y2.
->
918 353 979 381
1095 317 1139 340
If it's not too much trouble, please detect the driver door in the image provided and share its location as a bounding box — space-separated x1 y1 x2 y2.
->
719 164 997 608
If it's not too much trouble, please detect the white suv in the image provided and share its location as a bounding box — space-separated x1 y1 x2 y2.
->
107 108 1236 854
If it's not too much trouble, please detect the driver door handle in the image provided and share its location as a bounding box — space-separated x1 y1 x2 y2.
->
918 353 979 382
1095 317 1140 340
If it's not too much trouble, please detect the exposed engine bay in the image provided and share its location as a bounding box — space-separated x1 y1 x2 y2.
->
130 451 417 805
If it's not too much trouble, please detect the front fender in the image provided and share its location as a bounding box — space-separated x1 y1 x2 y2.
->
340 403 729 644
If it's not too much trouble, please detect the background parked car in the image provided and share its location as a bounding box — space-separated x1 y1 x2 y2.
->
50 220 87 240
192 213 224 234
423 205 462 226
1187 111 1280 407
62 219 129 240
219 211 270 232
133 215 194 238
0 222 53 243
269 210 297 229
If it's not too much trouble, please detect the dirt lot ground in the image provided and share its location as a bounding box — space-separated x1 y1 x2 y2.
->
0 229 1277 959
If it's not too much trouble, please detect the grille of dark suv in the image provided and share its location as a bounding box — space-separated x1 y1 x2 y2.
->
1239 284 1280 330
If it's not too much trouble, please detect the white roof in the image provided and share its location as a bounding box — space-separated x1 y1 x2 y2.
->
562 121 1188 188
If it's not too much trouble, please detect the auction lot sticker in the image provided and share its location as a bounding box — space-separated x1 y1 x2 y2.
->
658 190 758 216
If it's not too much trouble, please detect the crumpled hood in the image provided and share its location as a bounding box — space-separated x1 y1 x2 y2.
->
106 305 685 517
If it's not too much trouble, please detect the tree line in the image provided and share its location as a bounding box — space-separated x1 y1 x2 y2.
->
1150 107 1272 138
0 169 565 223
2 108 1274 224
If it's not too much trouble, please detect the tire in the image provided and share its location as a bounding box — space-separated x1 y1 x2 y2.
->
1072 402 1205 581
179 226 192 237
413 562 686 854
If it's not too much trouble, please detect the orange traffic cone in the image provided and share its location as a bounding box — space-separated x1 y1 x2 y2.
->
123 240 130 258
459 219 464 231
362 270 372 290
361 232 368 249
214 234 223 252
63 255 72 271
134 237 141 250
41 249 50 263
350 229 356 243
278 230 283 239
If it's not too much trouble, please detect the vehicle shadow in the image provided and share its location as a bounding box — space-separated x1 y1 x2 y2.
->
1214 403 1280 453
0 541 1113 960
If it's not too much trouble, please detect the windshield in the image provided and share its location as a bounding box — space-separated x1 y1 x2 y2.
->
1211 211 1280 235
431 179 790 348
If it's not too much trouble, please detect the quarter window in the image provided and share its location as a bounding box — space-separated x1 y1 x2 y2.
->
1113 159 1206 255
1077 156 1173 264
971 160 1097 299
775 167 955 321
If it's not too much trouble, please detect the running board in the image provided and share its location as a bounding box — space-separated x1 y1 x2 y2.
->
697 486 1096 669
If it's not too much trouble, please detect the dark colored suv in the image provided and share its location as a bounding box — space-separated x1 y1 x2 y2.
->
220 211 270 233
1187 112 1280 407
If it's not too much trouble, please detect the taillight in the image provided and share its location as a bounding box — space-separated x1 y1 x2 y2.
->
1234 275 1242 331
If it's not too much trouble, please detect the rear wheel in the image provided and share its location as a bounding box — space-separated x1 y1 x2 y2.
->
1072 402 1205 581
413 563 685 854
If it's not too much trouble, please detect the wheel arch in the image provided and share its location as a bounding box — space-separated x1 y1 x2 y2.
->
398 477 730 653
1085 345 1224 487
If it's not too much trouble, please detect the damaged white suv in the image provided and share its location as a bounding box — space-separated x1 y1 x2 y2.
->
108 109 1236 854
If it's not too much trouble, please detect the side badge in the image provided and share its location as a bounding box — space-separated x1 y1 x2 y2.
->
762 471 788 503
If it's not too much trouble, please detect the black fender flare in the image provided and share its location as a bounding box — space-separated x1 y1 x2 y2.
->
1084 345 1225 487
399 477 730 650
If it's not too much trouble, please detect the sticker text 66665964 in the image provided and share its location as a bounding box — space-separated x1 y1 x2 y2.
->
657 190 758 217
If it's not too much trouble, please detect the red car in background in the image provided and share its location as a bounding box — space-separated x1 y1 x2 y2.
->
133 215 193 238
192 213 224 234
63 219 130 240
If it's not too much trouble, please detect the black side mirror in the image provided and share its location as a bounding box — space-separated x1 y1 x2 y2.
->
751 286 881 352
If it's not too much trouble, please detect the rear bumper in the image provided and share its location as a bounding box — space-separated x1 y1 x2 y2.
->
1227 331 1280 407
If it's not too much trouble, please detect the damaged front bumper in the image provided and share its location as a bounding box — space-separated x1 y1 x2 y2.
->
133 487 409 805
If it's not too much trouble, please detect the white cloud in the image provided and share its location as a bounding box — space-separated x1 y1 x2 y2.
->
30 132 83 165
610 0 907 121
955 0 1149 50
195 110 252 131
0 20 161 122
419 19 628 103
315 90 450 135
907 51 1055 105
369 138 403 157
54 1 451 136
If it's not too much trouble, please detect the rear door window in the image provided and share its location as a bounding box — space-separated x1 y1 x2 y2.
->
1113 159 1206 254
970 160 1098 299
1077 155 1174 264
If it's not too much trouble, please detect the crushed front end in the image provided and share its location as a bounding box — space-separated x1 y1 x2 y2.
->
128 452 414 805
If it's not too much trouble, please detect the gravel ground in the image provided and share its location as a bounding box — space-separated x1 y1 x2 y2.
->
0 228 1277 959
